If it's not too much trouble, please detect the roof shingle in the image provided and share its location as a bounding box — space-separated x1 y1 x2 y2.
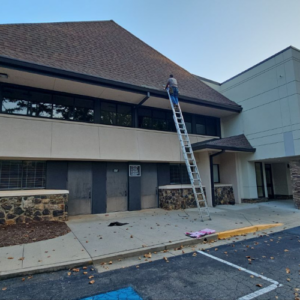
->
0 21 240 109
192 134 255 152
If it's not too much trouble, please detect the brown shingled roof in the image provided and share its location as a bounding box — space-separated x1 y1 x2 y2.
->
0 21 240 109
192 134 255 152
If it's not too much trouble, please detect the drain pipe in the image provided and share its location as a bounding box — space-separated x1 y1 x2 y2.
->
210 150 225 207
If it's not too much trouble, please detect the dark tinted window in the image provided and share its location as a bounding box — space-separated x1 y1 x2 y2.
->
100 102 116 125
183 114 192 134
170 164 190 184
152 110 167 131
195 116 206 135
117 104 132 127
71 98 94 122
206 118 217 136
138 108 152 129
2 88 29 115
52 95 73 120
29 92 52 118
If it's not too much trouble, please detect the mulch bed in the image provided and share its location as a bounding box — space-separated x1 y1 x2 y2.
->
0 221 71 248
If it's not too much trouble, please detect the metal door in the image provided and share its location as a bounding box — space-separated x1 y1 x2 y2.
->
106 163 128 212
68 162 92 216
141 163 158 209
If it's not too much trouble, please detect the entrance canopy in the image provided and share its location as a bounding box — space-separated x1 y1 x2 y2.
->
192 134 256 153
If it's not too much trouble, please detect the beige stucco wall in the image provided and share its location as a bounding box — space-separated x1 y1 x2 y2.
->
194 151 212 206
218 152 241 204
0 114 215 162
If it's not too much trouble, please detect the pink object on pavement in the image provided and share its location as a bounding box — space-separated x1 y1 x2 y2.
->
185 228 216 239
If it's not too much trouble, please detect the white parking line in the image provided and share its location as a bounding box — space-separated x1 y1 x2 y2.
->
197 251 282 300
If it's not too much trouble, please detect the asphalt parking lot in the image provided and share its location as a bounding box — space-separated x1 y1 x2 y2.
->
0 226 299 300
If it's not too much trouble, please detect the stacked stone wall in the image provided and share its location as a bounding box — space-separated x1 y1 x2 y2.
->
0 193 68 225
290 160 300 209
159 186 235 210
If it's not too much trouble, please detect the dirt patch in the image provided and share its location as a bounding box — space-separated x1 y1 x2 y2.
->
0 221 71 248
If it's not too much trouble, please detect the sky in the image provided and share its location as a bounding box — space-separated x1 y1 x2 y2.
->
1 0 299 82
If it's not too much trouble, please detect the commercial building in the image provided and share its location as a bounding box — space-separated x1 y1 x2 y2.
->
0 21 299 221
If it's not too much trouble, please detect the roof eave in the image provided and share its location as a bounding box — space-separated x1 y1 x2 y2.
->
0 56 243 113
192 144 256 153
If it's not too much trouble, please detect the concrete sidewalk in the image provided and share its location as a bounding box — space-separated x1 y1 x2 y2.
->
0 200 298 279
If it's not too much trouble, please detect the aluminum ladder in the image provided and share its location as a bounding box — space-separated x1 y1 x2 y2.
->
167 89 211 221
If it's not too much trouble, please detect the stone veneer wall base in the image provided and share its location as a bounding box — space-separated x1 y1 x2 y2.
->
159 186 235 210
0 193 68 225
290 160 300 209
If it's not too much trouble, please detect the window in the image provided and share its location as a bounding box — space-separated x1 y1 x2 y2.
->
0 161 46 190
183 114 192 134
0 84 221 135
206 118 218 136
71 98 94 122
2 87 29 115
213 164 220 183
117 104 132 127
170 164 190 184
195 116 206 135
101 102 132 126
152 110 167 131
255 162 265 198
29 92 52 118
52 95 73 120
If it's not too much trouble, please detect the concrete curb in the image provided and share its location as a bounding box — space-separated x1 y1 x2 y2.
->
0 258 93 281
217 223 284 240
0 234 217 280
92 234 218 265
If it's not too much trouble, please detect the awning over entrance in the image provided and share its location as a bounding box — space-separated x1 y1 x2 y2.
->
192 134 256 153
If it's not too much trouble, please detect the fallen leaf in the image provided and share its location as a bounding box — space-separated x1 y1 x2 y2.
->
22 278 25 281
182 250 185 254
89 275 94 279
287 278 290 282
7 257 14 259
136 265 139 268
144 253 152 258
2 287 7 291
286 268 290 274
130 235 133 238
215 248 218 251
270 257 274 260
67 272 71 276
192 253 197 257
250 275 254 278
256 284 263 288
72 268 80 272
89 280 95 284
83 266 87 270
83 272 88 275
108 261 112 265
284 249 289 252
18 257 25 261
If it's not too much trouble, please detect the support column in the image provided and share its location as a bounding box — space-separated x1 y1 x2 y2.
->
289 160 300 209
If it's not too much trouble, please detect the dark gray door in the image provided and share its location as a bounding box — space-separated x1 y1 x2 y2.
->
106 163 128 212
68 162 92 216
141 163 158 209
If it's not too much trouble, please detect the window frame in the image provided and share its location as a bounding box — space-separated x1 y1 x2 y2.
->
0 83 221 137
170 163 190 185
0 160 47 190
213 164 220 183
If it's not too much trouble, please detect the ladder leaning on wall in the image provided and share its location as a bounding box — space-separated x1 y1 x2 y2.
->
167 89 211 221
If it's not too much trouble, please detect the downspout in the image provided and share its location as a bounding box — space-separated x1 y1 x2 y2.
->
210 150 225 207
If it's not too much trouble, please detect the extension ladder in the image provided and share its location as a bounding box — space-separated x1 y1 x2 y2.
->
167 89 211 221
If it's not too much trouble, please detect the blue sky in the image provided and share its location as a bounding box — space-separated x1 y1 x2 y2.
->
1 0 299 82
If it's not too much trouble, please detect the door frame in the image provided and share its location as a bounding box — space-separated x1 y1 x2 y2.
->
264 163 274 198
